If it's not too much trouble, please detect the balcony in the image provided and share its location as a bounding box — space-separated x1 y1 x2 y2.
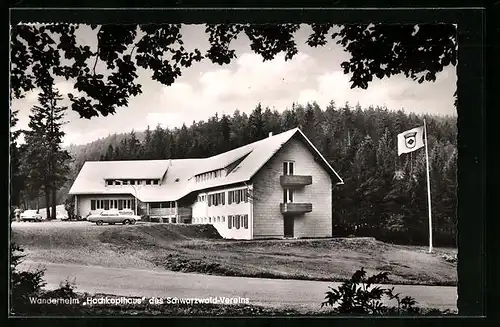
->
280 175 312 187
280 203 313 215
149 207 192 218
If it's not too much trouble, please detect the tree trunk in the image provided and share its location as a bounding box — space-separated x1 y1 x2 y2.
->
45 190 50 220
51 187 57 220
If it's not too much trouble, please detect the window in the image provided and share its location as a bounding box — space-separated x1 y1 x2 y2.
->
283 161 295 175
146 180 151 185
209 217 211 223
118 200 123 210
217 216 220 223
153 179 159 185
235 215 240 229
106 180 112 186
114 200 118 208
100 200 104 209
228 215 232 228
91 200 96 210
222 216 225 223
104 200 110 210
243 215 249 229
283 189 294 203
208 195 212 207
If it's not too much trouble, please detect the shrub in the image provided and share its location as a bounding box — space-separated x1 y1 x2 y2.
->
321 267 421 315
10 243 47 314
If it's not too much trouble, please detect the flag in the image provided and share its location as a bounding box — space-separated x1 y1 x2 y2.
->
397 126 424 156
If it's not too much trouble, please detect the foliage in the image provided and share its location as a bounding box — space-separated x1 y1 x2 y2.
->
10 243 46 314
321 267 421 315
18 87 72 218
64 194 75 219
308 24 457 89
11 23 457 118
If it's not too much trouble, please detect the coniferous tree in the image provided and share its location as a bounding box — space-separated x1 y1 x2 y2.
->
248 103 265 141
141 125 153 159
220 114 231 152
10 110 24 210
21 87 71 219
128 130 141 160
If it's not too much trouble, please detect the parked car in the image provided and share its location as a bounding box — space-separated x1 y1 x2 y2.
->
87 209 141 226
20 210 43 222
57 211 70 220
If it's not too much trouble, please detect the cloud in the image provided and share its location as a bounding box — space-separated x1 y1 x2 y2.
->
296 66 456 115
20 80 80 104
146 112 184 129
198 52 316 103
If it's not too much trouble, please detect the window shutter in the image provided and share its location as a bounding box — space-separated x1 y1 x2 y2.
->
228 215 232 228
244 215 248 229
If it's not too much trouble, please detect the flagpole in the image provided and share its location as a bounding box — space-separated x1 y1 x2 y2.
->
423 118 433 253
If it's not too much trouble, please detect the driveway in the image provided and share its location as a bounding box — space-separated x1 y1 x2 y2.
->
18 260 458 312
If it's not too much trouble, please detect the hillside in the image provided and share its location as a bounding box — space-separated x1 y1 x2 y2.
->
12 222 457 286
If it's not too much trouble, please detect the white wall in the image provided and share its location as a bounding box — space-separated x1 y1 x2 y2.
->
76 194 136 217
191 184 253 240
252 137 333 238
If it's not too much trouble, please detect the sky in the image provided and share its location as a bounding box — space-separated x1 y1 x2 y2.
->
11 24 457 146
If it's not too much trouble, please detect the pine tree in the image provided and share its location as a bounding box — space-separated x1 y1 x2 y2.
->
21 87 71 219
150 124 166 159
142 125 152 159
248 103 265 141
128 130 141 160
10 110 24 209
220 114 231 152
104 144 114 161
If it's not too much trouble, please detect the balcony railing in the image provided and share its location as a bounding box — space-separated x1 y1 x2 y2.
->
149 207 192 217
280 203 313 215
280 175 312 187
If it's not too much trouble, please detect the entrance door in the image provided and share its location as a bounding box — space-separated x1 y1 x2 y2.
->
284 217 294 238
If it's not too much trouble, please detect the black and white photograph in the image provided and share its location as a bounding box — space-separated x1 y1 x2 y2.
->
9 10 467 317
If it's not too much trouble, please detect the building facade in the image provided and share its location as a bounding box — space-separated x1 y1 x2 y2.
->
69 128 343 240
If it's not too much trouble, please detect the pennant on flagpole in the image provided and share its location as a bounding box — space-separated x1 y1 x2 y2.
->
397 126 424 156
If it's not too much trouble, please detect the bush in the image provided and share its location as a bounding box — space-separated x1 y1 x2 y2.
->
64 195 76 220
321 267 422 315
10 243 47 314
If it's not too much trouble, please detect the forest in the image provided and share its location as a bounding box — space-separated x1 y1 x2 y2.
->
57 101 457 247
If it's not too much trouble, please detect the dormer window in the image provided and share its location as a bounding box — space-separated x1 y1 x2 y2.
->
106 180 113 186
153 179 159 185
146 180 151 185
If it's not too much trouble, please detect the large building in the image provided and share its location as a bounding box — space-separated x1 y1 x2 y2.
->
68 128 344 239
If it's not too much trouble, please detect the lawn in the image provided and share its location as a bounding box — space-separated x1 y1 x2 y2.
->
11 221 458 286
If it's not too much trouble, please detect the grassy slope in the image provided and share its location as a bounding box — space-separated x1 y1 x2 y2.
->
11 222 457 286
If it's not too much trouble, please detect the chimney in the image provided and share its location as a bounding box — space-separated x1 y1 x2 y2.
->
268 132 273 138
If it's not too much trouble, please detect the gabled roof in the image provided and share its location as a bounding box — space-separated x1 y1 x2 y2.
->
69 128 343 202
